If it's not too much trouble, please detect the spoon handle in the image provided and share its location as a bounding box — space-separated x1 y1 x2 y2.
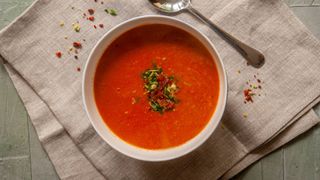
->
187 6 265 68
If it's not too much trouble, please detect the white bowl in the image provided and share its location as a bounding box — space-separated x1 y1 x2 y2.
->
82 15 227 161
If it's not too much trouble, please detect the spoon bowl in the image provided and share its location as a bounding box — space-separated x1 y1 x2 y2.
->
149 0 190 13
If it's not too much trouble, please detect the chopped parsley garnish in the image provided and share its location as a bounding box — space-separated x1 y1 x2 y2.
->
142 63 179 114
104 8 117 16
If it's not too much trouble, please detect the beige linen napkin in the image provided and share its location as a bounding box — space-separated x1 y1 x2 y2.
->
1 0 320 179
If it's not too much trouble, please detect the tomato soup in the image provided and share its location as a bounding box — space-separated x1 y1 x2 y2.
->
94 24 219 149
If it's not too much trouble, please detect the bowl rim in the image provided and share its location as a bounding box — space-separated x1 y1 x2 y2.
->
82 15 228 161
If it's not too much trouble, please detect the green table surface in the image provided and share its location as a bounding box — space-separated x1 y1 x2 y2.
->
1 0 320 179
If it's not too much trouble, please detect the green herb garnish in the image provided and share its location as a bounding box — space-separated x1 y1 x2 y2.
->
142 63 179 113
105 8 117 16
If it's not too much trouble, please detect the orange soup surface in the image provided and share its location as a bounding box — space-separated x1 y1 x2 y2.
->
94 24 219 149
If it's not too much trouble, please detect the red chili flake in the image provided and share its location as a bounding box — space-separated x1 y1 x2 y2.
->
93 25 97 29
88 16 95 21
77 67 81 72
99 24 104 28
55 51 62 58
73 42 82 49
88 9 94 15
244 89 254 103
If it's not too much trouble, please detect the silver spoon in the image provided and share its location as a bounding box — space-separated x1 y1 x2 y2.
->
148 0 265 68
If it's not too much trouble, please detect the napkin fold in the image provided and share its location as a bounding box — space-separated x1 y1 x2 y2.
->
1 0 320 179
